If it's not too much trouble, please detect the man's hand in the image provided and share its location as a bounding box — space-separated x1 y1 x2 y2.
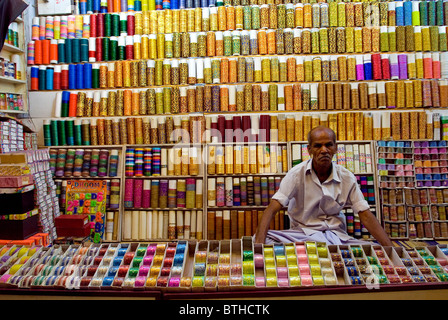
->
358 209 393 247
254 200 283 244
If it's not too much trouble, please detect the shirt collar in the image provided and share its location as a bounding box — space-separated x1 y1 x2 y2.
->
305 159 341 183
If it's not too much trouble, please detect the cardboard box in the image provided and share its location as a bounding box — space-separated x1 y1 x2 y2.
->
0 214 39 240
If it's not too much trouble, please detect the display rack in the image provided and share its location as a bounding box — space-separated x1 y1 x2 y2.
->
122 143 204 241
0 14 28 114
376 139 448 241
0 238 447 293
204 140 288 240
43 139 400 243
48 145 123 242
26 0 448 245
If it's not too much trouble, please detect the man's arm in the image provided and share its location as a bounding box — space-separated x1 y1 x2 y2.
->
254 199 283 244
358 209 393 247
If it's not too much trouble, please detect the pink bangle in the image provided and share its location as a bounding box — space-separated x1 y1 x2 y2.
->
296 245 307 255
278 278 289 287
255 276 265 287
0 274 11 283
297 254 308 265
276 267 288 278
254 254 264 269
299 264 310 275
301 275 313 286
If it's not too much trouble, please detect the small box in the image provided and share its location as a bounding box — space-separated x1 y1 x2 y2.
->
0 214 39 240
55 214 89 229
56 223 91 238
31 233 50 246
55 215 91 238
0 185 35 215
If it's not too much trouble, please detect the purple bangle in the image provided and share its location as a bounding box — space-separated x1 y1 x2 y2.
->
134 276 146 287
390 63 399 79
168 276 181 287
138 265 150 277
356 64 364 80
143 255 154 266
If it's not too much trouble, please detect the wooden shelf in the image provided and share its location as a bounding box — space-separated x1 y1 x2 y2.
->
48 145 123 149
123 207 203 211
125 175 201 179
207 206 274 210
0 109 27 114
31 76 448 94
2 43 24 54
0 16 28 116
206 173 287 177
0 76 26 85
53 175 121 179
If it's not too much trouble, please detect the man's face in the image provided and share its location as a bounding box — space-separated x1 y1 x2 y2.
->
307 130 337 169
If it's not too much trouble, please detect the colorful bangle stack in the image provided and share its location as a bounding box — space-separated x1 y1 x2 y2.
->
377 139 448 240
